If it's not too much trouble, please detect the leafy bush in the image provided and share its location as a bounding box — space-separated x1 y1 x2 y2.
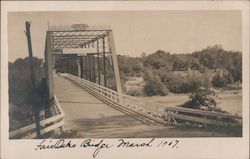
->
212 71 233 88
118 55 143 76
180 87 225 112
126 89 144 96
167 73 209 93
143 70 169 96
168 79 202 93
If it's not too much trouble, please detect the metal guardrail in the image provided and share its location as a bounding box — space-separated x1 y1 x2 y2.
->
9 95 65 139
62 73 242 128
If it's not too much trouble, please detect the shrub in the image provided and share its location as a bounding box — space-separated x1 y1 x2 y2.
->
126 89 144 96
143 70 169 96
180 87 225 113
212 71 233 88
167 73 209 93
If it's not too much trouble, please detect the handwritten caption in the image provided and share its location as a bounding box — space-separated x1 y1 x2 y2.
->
35 138 180 158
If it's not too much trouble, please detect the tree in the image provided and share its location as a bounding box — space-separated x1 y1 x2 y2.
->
9 57 45 105
9 57 47 130
143 50 173 70
143 69 168 96
118 55 143 76
212 71 233 88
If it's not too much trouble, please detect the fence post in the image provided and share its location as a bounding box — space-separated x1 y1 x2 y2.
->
166 110 171 123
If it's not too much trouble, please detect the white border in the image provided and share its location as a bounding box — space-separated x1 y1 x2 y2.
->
1 1 249 159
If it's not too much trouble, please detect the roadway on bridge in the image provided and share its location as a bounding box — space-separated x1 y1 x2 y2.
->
54 75 236 138
54 75 166 138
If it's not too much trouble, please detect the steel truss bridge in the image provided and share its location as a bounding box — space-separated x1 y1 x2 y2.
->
9 24 242 139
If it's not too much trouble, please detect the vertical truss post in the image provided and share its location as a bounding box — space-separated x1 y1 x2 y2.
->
66 57 69 73
92 55 96 83
107 31 122 93
84 56 88 80
82 56 87 79
88 54 92 82
86 55 89 80
102 37 107 87
97 40 101 85
80 56 83 78
77 56 81 77
45 31 54 99
45 31 54 115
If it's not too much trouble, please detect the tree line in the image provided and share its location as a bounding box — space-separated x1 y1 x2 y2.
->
118 45 242 96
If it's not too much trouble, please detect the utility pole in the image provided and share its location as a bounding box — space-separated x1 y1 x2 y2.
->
25 21 41 138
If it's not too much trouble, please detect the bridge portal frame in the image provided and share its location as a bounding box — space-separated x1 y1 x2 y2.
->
44 24 122 116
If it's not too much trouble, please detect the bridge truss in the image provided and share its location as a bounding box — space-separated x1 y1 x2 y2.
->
44 24 122 116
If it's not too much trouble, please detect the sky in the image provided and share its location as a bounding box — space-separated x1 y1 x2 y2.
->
8 10 242 62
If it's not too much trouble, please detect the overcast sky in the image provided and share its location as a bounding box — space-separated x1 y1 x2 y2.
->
8 10 242 62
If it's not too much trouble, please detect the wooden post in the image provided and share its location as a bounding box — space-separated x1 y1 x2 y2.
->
166 110 171 123
25 21 41 138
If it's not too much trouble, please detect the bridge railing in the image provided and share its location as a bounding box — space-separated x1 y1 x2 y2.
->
165 106 242 127
61 73 168 124
9 95 65 139
62 73 242 127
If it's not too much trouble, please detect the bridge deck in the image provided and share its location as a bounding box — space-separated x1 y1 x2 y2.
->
54 75 238 137
54 75 167 138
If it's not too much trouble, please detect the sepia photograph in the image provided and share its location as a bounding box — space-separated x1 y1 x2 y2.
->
1 1 250 159
7 10 243 139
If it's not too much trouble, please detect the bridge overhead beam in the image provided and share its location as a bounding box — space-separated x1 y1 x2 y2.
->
81 33 108 48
